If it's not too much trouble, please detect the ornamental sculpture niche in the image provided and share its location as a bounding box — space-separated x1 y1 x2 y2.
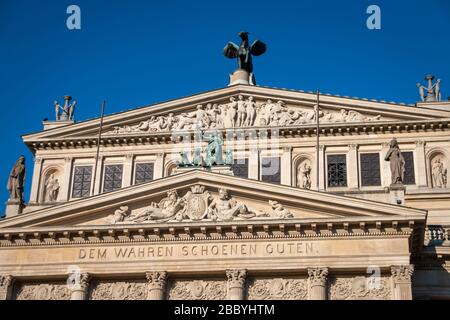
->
431 156 447 188
108 96 383 135
121 185 293 224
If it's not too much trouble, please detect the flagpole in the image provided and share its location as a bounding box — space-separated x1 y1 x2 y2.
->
92 99 105 196
316 90 320 191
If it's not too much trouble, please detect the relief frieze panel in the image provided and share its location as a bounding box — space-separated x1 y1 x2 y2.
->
107 96 384 135
89 280 147 300
167 279 226 300
247 277 308 300
14 283 70 300
328 275 391 300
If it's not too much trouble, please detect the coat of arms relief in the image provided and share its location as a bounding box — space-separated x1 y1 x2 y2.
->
106 185 293 224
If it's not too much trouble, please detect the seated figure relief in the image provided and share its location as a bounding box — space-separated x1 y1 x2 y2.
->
107 96 384 134
115 185 294 224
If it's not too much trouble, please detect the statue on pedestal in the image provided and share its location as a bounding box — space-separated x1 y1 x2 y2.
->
204 132 224 166
7 156 26 204
384 138 405 185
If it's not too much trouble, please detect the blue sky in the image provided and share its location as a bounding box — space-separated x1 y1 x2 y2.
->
0 0 449 213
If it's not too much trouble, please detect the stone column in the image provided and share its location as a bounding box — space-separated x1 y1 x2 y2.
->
348 144 359 189
226 269 247 300
307 267 329 300
391 265 414 300
122 154 134 187
146 271 168 300
0 275 14 300
29 157 43 204
59 157 73 201
69 273 91 300
281 147 292 186
414 141 427 188
249 148 259 180
154 153 165 179
318 145 326 191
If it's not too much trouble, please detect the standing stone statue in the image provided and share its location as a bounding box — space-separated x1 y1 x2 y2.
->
298 162 312 189
55 96 76 121
7 156 26 204
432 158 446 188
384 138 405 185
204 132 224 166
44 174 60 202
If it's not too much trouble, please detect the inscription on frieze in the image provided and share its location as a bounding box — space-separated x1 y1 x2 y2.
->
77 241 317 261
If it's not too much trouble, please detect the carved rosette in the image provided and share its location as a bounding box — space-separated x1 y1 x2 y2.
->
307 267 329 287
226 269 247 290
146 271 168 290
391 265 414 282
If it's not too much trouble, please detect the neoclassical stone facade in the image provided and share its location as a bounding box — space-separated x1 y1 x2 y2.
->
1 83 450 300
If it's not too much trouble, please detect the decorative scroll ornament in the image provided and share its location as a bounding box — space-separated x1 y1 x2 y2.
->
391 265 414 282
122 185 294 224
247 278 308 300
168 280 226 300
107 97 384 135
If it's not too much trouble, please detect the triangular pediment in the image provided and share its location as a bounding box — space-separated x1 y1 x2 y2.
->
23 85 450 143
0 170 425 229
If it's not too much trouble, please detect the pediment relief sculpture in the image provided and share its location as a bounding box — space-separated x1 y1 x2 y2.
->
110 185 293 224
107 96 384 135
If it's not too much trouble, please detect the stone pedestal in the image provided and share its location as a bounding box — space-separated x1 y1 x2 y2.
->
389 184 406 205
0 275 14 300
174 165 234 176
146 271 168 300
69 273 90 300
307 267 329 300
228 69 255 86
226 269 247 300
391 265 414 300
5 200 23 218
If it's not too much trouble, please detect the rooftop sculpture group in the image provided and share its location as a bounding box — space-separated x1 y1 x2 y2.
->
54 95 76 121
417 75 442 102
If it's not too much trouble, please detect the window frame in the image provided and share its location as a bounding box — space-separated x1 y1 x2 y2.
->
133 162 155 185
359 152 382 187
326 154 348 188
71 165 93 198
102 164 124 193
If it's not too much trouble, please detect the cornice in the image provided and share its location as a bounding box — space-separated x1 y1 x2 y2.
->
24 118 450 152
0 217 424 250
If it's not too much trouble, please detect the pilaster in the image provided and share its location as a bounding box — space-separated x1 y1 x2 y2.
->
122 154 134 187
307 267 328 300
348 144 359 189
391 265 414 300
226 269 247 300
318 145 326 191
249 148 259 180
281 147 292 186
414 141 427 188
154 153 165 179
146 271 168 300
59 157 73 201
29 157 43 204
0 275 14 300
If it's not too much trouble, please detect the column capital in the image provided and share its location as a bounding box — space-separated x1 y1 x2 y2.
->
0 275 14 290
348 144 358 150
34 157 43 164
157 153 165 158
64 156 73 163
125 153 134 161
318 145 325 151
307 267 329 286
146 271 168 290
69 272 91 291
415 140 425 147
226 269 247 289
391 265 414 282
282 146 293 153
